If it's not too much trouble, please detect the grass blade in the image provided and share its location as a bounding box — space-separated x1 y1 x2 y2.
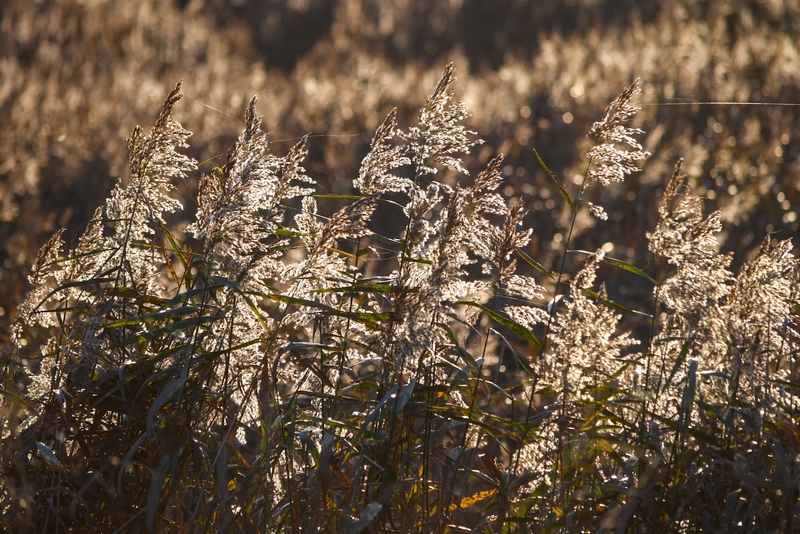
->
457 301 542 349
534 148 576 213
570 249 656 283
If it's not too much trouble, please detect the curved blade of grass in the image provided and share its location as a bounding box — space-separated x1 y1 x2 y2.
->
160 225 190 271
581 287 651 317
439 322 479 372
534 148 576 213
678 358 697 443
297 431 321 468
347 502 383 534
114 315 219 346
163 283 225 306
494 330 534 375
0 387 29 410
104 306 201 328
313 194 365 201
265 293 395 327
146 454 170 532
369 232 403 246
38 277 115 305
664 335 694 391
326 418 387 442
361 385 399 432
394 379 416 415
516 247 555 281
157 237 180 286
146 376 187 433
570 249 656 283
458 301 541 349
87 338 248 412
313 283 393 295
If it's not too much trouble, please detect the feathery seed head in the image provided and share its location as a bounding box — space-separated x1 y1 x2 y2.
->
585 78 650 191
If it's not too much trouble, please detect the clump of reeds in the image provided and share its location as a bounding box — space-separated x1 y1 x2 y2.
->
2 64 798 533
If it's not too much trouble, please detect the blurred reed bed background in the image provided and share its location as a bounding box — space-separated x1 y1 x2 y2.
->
2 0 798 340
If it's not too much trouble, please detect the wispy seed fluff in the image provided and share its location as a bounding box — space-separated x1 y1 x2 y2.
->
541 250 638 398
585 78 650 191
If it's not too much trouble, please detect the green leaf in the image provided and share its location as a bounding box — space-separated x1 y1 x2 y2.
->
394 379 416 414
494 331 534 375
259 402 270 457
457 301 542 349
313 283 393 295
439 322 479 372
355 247 372 259
201 338 263 362
297 431 321 468
147 377 187 433
104 306 201 328
237 290 273 333
533 148 576 213
359 386 399 434
209 276 239 290
40 277 114 304
87 344 190 411
146 455 171 532
0 387 29 410
265 293 395 327
164 283 226 306
326 419 387 442
369 232 402 246
663 334 694 391
581 287 651 317
313 194 364 201
570 249 656 283
516 247 555 280
114 316 219 346
274 228 304 238
160 225 190 271
678 358 698 442
104 286 139 299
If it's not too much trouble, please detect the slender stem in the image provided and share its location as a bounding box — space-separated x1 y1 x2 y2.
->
514 161 590 478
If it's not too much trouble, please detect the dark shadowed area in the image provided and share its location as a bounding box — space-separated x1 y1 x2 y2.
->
1 0 798 337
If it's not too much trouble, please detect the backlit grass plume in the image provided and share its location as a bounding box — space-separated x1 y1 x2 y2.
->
2 67 798 533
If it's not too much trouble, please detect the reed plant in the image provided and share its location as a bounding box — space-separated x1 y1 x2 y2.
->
2 64 798 532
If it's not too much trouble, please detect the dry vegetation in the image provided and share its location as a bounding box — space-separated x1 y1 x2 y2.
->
1 0 799 532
